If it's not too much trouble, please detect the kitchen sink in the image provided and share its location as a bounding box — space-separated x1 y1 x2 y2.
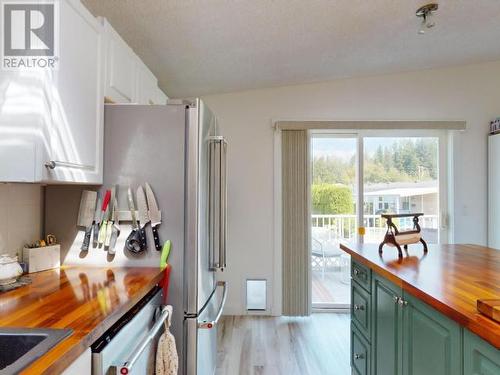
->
0 328 72 374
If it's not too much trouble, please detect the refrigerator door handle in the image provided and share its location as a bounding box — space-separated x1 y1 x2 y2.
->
208 136 227 271
198 281 228 329
208 138 217 270
219 138 227 270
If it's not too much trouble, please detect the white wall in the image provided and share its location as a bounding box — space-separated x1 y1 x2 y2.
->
0 184 42 258
203 60 500 315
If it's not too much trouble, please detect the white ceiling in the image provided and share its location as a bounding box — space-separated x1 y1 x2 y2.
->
82 0 500 97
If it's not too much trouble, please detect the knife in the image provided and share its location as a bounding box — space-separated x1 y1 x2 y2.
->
97 190 112 246
104 197 115 250
125 187 146 253
78 190 97 251
145 183 162 251
104 187 116 248
136 185 150 246
92 195 102 248
108 197 120 254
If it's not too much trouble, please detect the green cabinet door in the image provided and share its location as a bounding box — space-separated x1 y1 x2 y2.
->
352 281 371 341
372 274 403 375
464 329 500 375
402 293 462 375
352 323 371 375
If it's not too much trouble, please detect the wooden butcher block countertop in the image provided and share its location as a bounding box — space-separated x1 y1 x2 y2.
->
0 266 165 374
340 243 500 349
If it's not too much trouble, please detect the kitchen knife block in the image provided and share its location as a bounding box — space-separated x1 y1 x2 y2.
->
22 245 61 273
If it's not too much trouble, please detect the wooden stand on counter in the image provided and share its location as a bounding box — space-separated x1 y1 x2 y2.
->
378 213 428 257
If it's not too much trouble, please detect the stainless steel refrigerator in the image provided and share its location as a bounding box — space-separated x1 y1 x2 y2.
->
103 99 228 375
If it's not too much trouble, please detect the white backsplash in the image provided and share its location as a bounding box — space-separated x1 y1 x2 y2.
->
0 184 42 258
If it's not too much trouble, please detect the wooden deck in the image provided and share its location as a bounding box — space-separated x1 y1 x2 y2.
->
312 270 351 307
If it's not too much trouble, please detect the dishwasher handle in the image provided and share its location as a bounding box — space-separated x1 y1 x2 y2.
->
198 281 228 329
112 306 170 374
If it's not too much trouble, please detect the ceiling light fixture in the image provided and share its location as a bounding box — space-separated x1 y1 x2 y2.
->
416 3 439 35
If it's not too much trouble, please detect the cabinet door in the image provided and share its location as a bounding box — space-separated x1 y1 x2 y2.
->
152 86 168 105
61 348 91 375
102 18 136 103
352 323 371 375
0 69 46 182
135 59 158 105
464 329 500 375
372 274 403 375
352 281 371 341
43 0 103 183
352 259 371 292
402 293 461 375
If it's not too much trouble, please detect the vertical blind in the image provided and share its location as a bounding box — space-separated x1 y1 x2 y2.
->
281 129 311 316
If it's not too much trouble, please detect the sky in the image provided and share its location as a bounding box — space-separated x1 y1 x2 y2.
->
312 136 438 159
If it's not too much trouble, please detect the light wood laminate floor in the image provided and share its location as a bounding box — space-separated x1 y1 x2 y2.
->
216 313 350 375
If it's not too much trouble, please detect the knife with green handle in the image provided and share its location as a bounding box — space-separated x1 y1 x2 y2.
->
160 240 171 269
104 204 113 248
97 190 112 246
108 198 120 254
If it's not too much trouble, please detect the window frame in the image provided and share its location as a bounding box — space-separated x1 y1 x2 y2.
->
310 128 450 244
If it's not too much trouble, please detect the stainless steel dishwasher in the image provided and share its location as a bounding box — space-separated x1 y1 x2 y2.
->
91 287 168 374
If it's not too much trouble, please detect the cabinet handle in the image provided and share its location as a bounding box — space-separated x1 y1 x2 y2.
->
353 268 364 278
114 306 170 373
354 353 364 360
45 160 93 170
353 304 365 311
394 297 408 307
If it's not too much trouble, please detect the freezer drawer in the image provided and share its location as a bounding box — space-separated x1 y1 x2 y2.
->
185 281 227 375
91 287 164 375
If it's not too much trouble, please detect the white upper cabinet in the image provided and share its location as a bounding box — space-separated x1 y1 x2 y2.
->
101 18 136 103
45 0 103 184
0 2 167 184
101 18 167 105
135 58 159 104
153 86 168 105
0 0 103 184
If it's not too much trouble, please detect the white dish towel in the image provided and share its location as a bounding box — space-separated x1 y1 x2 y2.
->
155 305 178 375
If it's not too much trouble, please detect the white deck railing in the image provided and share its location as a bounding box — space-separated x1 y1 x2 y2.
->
311 214 438 242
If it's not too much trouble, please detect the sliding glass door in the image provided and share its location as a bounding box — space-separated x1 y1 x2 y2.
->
310 130 448 310
311 135 357 309
362 136 441 244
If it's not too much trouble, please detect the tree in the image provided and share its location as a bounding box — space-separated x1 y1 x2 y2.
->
312 156 354 186
311 184 354 214
312 138 438 186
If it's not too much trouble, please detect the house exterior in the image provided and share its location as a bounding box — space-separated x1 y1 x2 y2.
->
363 181 438 215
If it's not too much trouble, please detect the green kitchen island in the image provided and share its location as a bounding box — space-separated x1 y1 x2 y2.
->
340 243 500 375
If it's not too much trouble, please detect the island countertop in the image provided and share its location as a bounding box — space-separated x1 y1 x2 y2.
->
340 243 500 349
0 266 166 374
